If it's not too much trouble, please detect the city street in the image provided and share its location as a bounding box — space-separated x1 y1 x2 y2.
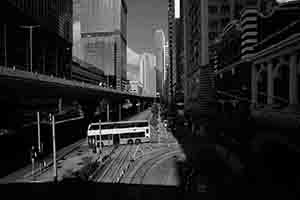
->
0 109 186 185
94 110 185 185
0 110 153 183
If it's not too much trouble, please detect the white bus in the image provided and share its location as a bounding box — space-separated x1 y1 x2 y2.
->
87 120 151 147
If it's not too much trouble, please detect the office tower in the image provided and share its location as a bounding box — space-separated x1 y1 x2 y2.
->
168 0 176 107
140 53 156 97
153 29 166 97
80 0 127 90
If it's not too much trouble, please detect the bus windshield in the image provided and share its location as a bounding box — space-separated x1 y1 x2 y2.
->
89 124 99 130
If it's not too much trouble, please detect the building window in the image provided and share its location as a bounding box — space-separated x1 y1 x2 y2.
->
221 5 230 15
209 32 218 41
208 5 218 14
209 21 218 30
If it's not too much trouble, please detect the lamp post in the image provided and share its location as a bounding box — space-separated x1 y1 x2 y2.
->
20 25 40 72
50 114 57 182
99 120 102 160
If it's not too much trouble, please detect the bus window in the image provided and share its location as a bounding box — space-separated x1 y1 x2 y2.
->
115 123 135 129
120 133 127 139
134 122 148 127
131 132 145 138
136 132 145 138
102 124 115 129
101 135 112 140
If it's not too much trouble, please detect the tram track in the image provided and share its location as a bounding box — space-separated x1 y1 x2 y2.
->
95 144 135 183
120 146 182 184
131 150 181 184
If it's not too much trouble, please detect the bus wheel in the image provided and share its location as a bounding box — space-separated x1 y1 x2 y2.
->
135 139 141 144
128 140 133 145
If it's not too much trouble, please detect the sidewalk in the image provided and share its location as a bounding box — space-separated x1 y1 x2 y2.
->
0 140 113 183
0 139 85 183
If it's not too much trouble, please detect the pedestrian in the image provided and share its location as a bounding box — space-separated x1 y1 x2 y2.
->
30 146 37 177
38 143 46 171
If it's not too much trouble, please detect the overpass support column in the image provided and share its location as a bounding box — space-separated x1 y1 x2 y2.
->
267 62 274 105
137 101 141 113
289 54 298 105
106 103 110 122
140 101 144 112
58 98 63 113
118 103 122 121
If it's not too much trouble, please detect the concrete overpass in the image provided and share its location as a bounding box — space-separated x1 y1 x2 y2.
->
0 66 155 125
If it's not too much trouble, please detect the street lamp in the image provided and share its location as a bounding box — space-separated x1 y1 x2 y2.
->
20 25 40 72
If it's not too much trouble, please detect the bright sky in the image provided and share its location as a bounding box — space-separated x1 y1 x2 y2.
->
175 0 180 18
277 0 295 2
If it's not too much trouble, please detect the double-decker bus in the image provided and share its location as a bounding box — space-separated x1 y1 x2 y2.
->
87 120 151 147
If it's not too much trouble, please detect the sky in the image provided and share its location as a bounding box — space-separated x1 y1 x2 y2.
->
126 0 168 81
276 0 296 2
126 0 168 55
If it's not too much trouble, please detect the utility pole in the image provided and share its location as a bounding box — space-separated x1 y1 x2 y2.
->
98 120 102 160
51 114 57 182
37 112 41 152
20 25 40 72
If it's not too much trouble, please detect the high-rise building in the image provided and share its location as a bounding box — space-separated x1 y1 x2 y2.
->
168 0 176 108
129 80 143 95
175 17 184 107
163 42 169 102
73 0 83 60
153 29 165 97
182 0 263 115
182 0 214 120
139 53 156 97
80 0 127 90
0 0 73 77
164 42 169 83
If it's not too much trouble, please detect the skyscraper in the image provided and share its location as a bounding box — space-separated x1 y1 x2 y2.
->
164 42 169 83
168 0 176 107
73 0 83 60
163 42 169 102
153 29 165 97
139 53 156 97
80 0 127 90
